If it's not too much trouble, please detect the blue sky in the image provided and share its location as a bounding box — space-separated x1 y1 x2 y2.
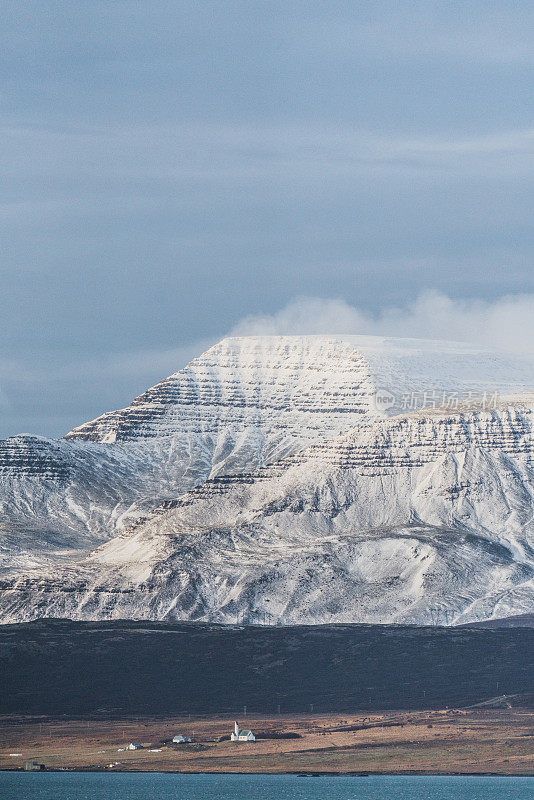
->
2 1 534 436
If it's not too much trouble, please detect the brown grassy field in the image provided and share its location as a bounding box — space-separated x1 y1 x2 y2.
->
0 708 532 775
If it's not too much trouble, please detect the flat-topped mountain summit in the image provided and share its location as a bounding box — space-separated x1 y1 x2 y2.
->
0 335 533 626
65 335 533 444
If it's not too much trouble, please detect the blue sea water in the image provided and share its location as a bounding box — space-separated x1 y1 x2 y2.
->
0 773 532 800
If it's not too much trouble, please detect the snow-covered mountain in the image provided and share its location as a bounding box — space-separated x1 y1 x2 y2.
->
0 335 533 625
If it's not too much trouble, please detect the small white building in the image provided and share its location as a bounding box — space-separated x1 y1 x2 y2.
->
230 721 255 742
172 734 192 744
24 761 45 771
127 742 143 750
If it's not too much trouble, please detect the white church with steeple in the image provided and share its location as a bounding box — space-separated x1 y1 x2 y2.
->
230 721 256 742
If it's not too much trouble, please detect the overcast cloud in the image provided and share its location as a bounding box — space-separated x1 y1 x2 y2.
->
1 2 533 436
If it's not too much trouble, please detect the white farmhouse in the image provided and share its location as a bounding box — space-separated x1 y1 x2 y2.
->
127 742 143 750
230 721 256 742
172 734 191 744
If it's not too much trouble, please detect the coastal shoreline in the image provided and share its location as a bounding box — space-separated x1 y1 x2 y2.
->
2 768 534 776
1 708 532 777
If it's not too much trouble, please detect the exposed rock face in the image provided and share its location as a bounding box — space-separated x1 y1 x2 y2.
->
0 335 533 626
64 337 379 446
0 436 73 481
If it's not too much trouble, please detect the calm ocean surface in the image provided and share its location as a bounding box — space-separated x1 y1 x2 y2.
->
0 773 532 800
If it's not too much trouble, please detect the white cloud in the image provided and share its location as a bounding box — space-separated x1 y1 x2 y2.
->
231 292 534 355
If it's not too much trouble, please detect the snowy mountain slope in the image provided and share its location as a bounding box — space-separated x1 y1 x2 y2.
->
1 337 386 566
0 340 370 568
1 394 533 625
0 335 533 625
4 334 530 563
0 434 214 569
